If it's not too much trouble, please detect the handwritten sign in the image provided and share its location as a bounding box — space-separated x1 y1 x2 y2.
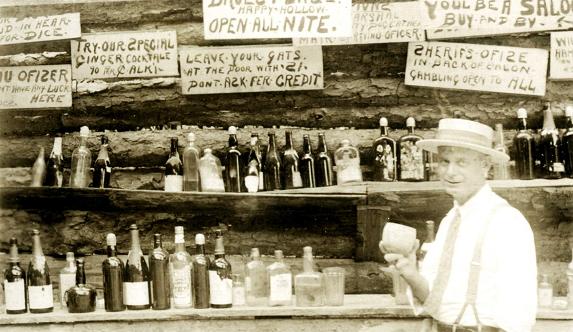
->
550 31 573 80
180 45 323 94
0 13 81 45
0 65 72 109
202 0 352 39
294 2 425 46
405 41 548 96
71 31 178 79
427 25 566 40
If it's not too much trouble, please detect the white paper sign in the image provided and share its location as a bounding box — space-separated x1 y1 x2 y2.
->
0 13 81 45
71 31 179 79
202 0 352 39
405 41 548 96
0 64 72 109
550 31 573 80
180 45 323 94
294 2 425 45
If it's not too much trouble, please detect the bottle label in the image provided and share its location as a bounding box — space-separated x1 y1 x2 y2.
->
553 162 565 173
245 175 259 193
59 273 77 306
165 175 183 192
174 233 185 244
270 273 292 302
171 266 192 306
28 284 54 309
374 143 395 181
399 141 425 180
292 171 303 187
209 271 232 305
201 177 225 192
4 279 26 311
123 281 150 306
258 172 264 190
337 162 362 184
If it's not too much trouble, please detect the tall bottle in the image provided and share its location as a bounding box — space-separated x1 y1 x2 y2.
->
199 149 226 192
245 248 268 306
265 132 282 190
418 220 435 266
282 130 303 189
102 233 125 312
267 250 292 307
28 229 54 313
294 246 323 307
183 133 201 191
192 233 210 309
244 136 261 193
70 126 92 188
30 147 46 187
149 234 170 310
92 135 111 188
334 139 363 185
315 133 333 187
209 231 232 308
44 135 64 187
398 117 427 181
539 102 565 179
253 133 265 192
373 117 397 181
123 224 151 310
3 238 27 314
59 252 77 308
65 259 97 313
170 226 193 309
165 137 183 192
300 134 316 188
562 106 573 178
225 126 243 192
513 108 536 180
492 124 511 180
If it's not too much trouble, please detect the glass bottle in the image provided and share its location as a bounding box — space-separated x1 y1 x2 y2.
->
334 139 362 185
70 126 92 188
28 229 54 313
245 136 261 193
170 226 193 309
30 147 46 187
267 250 292 307
165 137 183 192
563 106 573 178
265 132 282 190
539 102 565 179
59 252 77 308
492 124 511 180
123 224 151 310
65 258 97 313
150 233 170 310
253 133 265 192
282 130 303 189
183 133 201 191
209 231 232 308
44 135 64 187
245 248 268 306
397 117 427 181
225 126 242 192
92 135 111 188
294 246 323 307
513 108 536 180
315 133 333 187
418 220 435 266
3 238 27 314
102 233 125 312
232 274 246 306
372 117 397 182
538 274 553 308
199 148 226 192
300 134 316 188
192 233 210 309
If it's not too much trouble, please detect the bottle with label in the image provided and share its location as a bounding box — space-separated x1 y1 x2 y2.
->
539 102 565 179
59 252 77 308
165 137 183 192
245 136 261 193
267 250 292 307
334 140 362 185
282 130 303 189
295 246 323 307
513 108 536 180
562 106 573 178
265 132 282 190
538 274 553 308
3 238 27 314
209 231 232 308
30 147 46 187
372 117 397 182
150 233 170 310
245 248 268 306
232 274 246 306
183 133 201 191
252 133 265 192
492 124 511 180
28 229 54 313
44 135 64 187
315 133 333 187
225 126 243 192
170 226 193 309
92 135 112 188
418 220 435 267
102 233 125 312
192 233 210 309
123 224 151 310
398 117 427 181
65 258 97 313
70 126 92 188
199 149 226 192
300 134 316 188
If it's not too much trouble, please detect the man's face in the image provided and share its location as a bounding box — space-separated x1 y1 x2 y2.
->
437 146 489 204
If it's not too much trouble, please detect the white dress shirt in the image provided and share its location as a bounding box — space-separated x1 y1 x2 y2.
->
420 184 538 332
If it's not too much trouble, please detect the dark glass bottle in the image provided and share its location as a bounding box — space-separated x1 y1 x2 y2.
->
30 147 46 187
373 117 397 181
315 133 333 187
397 117 427 181
165 137 183 192
282 130 303 189
300 134 316 188
245 136 262 193
192 233 210 309
209 231 232 308
44 135 64 187
102 233 125 312
92 135 111 188
563 106 573 178
225 126 242 192
3 238 27 314
264 132 282 190
124 224 151 310
149 233 170 310
539 102 564 179
513 108 536 180
27 229 54 313
253 133 265 192
66 258 97 313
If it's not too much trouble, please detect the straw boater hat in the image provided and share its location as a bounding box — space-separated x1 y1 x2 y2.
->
416 118 510 163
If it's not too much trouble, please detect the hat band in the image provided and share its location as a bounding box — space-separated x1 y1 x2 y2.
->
435 128 492 149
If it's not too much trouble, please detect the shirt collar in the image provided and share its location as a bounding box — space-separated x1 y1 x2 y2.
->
453 184 492 217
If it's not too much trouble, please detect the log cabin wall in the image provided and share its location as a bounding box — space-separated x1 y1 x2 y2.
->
0 0 572 295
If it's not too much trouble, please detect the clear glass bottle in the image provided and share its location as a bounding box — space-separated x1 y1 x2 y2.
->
334 139 362 185
92 135 111 188
539 102 564 179
123 224 151 310
149 233 170 310
315 133 333 187
170 226 193 309
44 135 64 187
165 137 183 192
28 229 54 313
59 252 77 308
267 250 292 307
209 231 232 308
3 238 27 314
225 126 242 192
70 126 92 188
265 132 282 190
300 134 316 188
199 148 225 192
372 117 397 182
30 147 46 187
513 108 536 180
563 106 573 178
294 246 323 307
282 130 303 189
232 274 246 306
245 248 268 306
65 258 97 313
245 136 260 193
102 233 125 312
492 123 511 180
192 233 210 309
183 133 201 191
538 273 553 308
397 117 427 181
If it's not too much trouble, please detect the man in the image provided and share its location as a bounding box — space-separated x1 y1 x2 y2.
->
381 118 537 332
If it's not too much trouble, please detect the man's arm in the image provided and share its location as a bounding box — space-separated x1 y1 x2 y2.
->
384 253 429 303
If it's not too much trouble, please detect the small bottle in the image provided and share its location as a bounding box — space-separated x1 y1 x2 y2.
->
372 117 397 182
3 238 27 314
294 246 323 307
562 106 573 178
245 136 261 193
149 233 170 310
418 221 435 266
539 102 565 179
232 274 246 306
92 135 112 188
30 147 46 187
59 252 77 308
102 233 125 312
45 135 64 187
225 126 243 192
192 233 210 309
245 248 268 306
282 130 303 189
209 231 232 308
513 108 536 180
538 274 553 308
492 124 511 180
70 126 92 188
265 132 282 190
199 149 226 192
183 133 201 191
28 229 54 313
124 224 151 310
66 258 97 313
165 137 183 192
398 117 427 181
334 140 362 185
315 133 333 187
170 226 193 309
267 250 292 307
300 134 316 188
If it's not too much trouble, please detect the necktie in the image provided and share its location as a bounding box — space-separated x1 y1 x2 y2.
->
424 208 462 318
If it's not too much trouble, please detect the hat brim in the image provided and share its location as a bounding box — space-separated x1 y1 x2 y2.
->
416 139 510 163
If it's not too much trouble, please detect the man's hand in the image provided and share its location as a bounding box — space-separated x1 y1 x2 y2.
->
380 239 419 279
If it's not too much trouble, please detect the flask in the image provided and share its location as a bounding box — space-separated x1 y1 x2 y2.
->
315 133 333 187
294 246 323 307
165 137 183 192
372 117 397 181
245 136 261 193
44 135 64 187
59 252 77 308
3 238 27 314
563 106 573 178
225 126 242 192
282 130 303 189
192 233 210 309
28 229 54 313
123 224 151 310
170 226 193 309
149 233 170 310
492 124 511 180
267 250 292 306
209 231 232 308
92 135 111 188
70 126 92 188
245 248 268 306
397 117 427 181
183 133 200 191
539 102 564 179
102 233 125 312
538 274 553 308
264 132 282 190
30 147 46 187
513 108 536 180
199 148 225 192
300 134 316 188
65 258 97 313
334 139 362 185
